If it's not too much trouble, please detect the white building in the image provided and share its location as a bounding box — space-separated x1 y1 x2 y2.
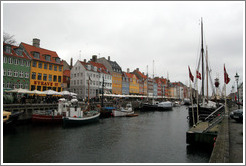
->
70 57 112 100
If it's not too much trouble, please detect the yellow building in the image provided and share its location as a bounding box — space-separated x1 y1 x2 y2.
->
112 72 122 94
126 72 139 94
20 39 63 92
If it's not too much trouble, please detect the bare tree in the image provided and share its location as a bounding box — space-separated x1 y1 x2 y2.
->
3 32 17 45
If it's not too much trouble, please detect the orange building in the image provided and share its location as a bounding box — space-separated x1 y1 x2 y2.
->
125 70 139 94
20 39 63 92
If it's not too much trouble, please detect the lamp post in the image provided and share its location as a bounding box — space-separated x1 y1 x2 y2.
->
235 72 239 109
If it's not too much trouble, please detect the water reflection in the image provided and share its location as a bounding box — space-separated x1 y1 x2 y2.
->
3 106 212 163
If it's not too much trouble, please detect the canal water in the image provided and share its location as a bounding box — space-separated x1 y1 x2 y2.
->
3 106 212 163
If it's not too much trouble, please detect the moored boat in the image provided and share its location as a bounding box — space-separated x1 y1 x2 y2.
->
157 101 173 111
3 110 22 128
112 103 134 117
31 98 68 124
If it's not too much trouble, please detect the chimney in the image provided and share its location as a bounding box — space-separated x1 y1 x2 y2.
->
136 68 139 71
33 38 40 48
127 68 130 73
84 59 86 63
108 56 110 61
70 58 73 68
92 55 97 62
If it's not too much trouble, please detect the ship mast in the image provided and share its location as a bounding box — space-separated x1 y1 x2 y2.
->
201 18 204 100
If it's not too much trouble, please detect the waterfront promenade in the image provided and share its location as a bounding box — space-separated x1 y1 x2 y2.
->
209 104 243 163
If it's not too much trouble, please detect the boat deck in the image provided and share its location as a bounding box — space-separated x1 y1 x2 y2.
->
188 121 219 133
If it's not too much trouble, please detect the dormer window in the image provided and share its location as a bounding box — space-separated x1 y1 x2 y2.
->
15 48 23 57
4 45 11 54
87 65 91 70
94 66 97 72
55 58 60 63
33 52 40 59
45 55 51 61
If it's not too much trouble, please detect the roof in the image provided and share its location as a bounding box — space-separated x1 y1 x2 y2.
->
134 70 147 80
3 42 31 60
89 61 110 74
63 70 70 77
20 42 62 65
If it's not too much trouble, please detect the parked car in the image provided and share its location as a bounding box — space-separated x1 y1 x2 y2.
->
230 109 243 122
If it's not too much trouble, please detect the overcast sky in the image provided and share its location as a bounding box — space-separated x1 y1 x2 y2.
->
2 1 244 95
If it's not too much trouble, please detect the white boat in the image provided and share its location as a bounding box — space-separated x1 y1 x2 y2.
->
112 103 134 117
157 101 173 111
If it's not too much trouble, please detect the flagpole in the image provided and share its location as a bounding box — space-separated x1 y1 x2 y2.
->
190 78 195 127
196 79 199 124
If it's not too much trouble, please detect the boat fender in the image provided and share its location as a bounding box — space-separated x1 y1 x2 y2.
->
73 115 77 118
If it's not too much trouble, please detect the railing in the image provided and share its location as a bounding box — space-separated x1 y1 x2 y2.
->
203 105 225 133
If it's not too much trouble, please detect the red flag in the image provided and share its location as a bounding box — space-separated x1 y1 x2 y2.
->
196 70 201 80
224 64 230 84
188 66 194 82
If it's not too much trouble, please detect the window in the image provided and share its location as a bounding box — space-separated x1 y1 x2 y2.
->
43 74 47 81
44 63 47 69
4 57 7 63
55 58 60 63
26 61 30 67
54 65 57 71
43 86 47 91
32 61 37 67
19 83 23 89
32 72 36 79
8 69 12 76
53 75 57 82
9 57 13 64
45 55 51 61
16 49 23 56
31 85 35 91
14 59 18 65
5 45 11 54
14 71 18 77
53 87 56 91
49 75 52 81
20 71 24 78
74 80 76 85
38 62 42 69
25 72 29 78
49 64 53 70
58 87 61 92
77 80 79 85
20 60 24 66
25 84 29 89
33 52 40 59
4 69 6 76
58 76 61 82
59 66 62 71
37 86 41 91
38 73 42 80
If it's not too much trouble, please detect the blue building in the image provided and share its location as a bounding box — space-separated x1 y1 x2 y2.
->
122 72 129 95
153 81 157 97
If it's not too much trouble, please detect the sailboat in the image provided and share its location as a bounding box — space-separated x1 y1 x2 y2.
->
188 18 222 125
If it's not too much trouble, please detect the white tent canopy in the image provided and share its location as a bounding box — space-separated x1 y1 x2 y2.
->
43 90 60 95
6 88 32 94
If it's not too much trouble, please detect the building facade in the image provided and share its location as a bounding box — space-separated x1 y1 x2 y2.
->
125 69 139 95
3 43 31 90
70 58 112 100
122 72 130 95
133 68 147 95
20 39 63 92
98 56 122 94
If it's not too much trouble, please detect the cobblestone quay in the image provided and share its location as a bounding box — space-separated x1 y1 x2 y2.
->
209 103 243 163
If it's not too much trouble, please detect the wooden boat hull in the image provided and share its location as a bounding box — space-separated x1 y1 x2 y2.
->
63 113 100 127
32 114 63 124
